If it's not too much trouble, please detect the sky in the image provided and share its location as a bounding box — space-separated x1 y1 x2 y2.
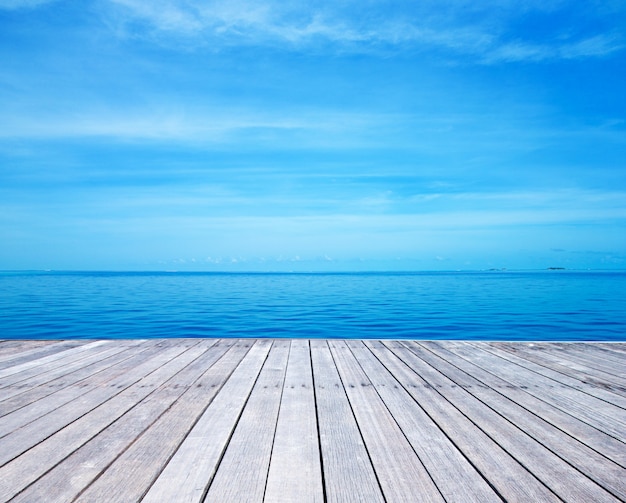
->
0 0 625 271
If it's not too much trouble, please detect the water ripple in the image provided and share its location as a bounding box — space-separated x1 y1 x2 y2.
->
0 271 625 341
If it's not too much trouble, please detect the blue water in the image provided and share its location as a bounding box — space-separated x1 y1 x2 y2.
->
0 271 624 341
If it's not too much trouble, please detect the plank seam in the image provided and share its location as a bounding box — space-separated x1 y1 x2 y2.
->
476 343 626 409
0 341 178 444
326 340 387 503
367 341 507 503
134 339 255 501
199 340 274 503
309 339 328 503
424 341 626 469
71 340 231 502
393 341 564 502
261 339 292 502
0 342 155 419
8 339 208 501
414 342 625 500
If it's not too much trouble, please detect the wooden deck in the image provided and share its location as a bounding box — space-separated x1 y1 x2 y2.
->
0 339 624 502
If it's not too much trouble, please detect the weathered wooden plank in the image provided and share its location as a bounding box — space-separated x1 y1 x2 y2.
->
370 340 561 502
0 339 140 391
265 339 324 503
73 340 253 503
417 341 626 500
9 339 232 503
0 339 623 503
0 340 110 381
0 340 174 439
309 339 384 503
490 342 626 399
329 340 445 503
345 340 501 503
427 341 626 466
496 342 626 385
401 341 621 503
140 339 272 503
596 343 626 356
0 340 208 501
0 340 151 414
536 342 626 378
472 343 626 441
0 339 194 466
0 340 62 363
0 340 48 353
543 342 625 368
205 340 290 502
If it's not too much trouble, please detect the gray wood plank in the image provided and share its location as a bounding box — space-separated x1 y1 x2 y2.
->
0 339 140 391
0 340 173 440
205 340 290 502
426 341 626 467
345 340 501 503
329 340 444 503
416 341 626 500
596 343 626 356
0 340 208 501
0 339 623 503
0 340 87 367
0 340 110 381
140 339 272 503
0 340 60 363
0 339 194 466
401 341 621 503
546 342 626 368
264 339 324 503
73 340 253 503
472 343 626 441
535 342 626 379
9 339 232 503
0 340 151 415
309 339 384 503
491 342 626 399
369 340 561 502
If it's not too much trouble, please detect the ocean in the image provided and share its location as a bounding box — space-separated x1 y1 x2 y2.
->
0 271 624 341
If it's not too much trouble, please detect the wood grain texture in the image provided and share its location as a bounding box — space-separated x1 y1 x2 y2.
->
0 338 623 503
329 340 445 503
346 340 501 503
264 340 324 503
310 339 385 503
141 339 272 503
415 341 626 501
0 340 87 367
373 340 562 503
469 343 626 441
423 340 626 467
205 340 290 502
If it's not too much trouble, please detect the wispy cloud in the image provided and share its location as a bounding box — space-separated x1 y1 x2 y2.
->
0 106 394 147
483 34 625 63
1 0 624 270
99 0 625 62
5 1 622 63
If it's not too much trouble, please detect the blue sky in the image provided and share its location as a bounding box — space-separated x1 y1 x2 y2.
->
1 0 625 271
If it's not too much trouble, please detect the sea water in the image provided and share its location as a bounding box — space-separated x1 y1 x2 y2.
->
0 271 624 341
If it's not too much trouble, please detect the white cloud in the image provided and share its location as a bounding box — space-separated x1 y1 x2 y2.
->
483 34 624 63
0 105 396 145
100 0 625 62
561 34 624 58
